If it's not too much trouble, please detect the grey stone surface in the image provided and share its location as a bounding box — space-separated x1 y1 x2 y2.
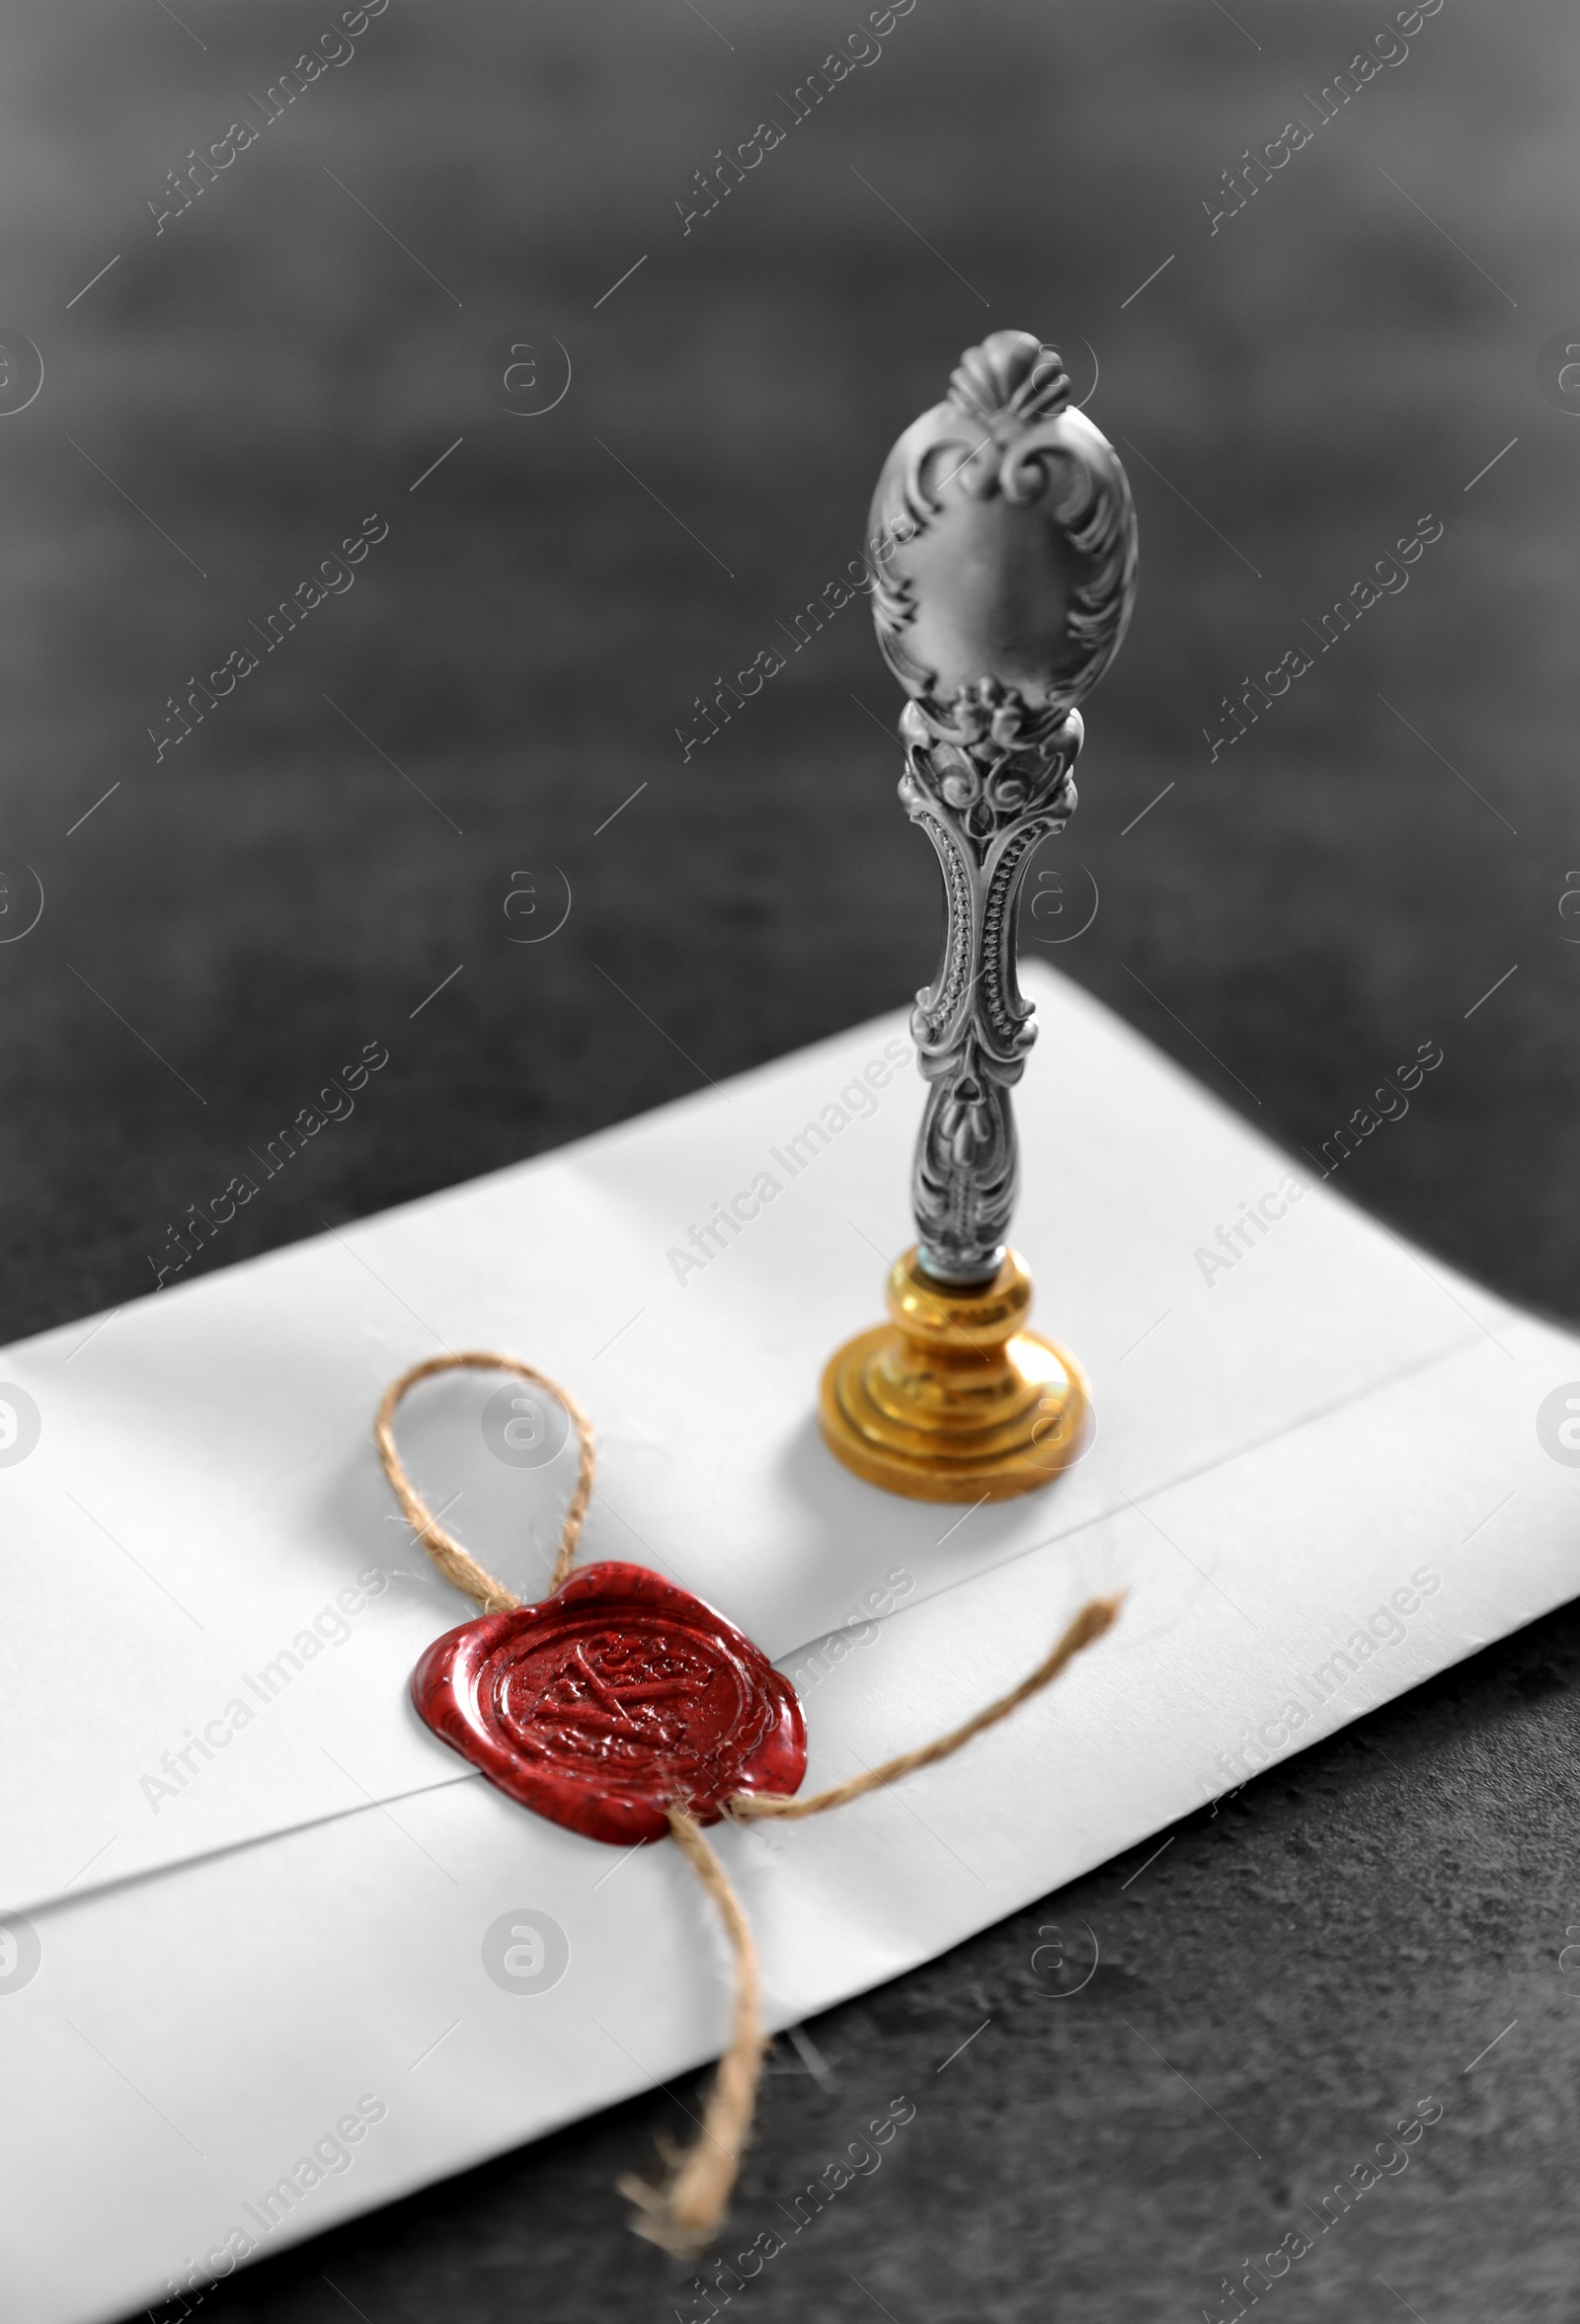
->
1 0 1573 2314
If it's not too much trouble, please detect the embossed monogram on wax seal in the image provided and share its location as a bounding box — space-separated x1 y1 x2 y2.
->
412 1562 806 1845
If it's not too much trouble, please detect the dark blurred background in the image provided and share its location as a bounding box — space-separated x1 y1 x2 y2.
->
5 0 1579 1338
8 2 1579 2317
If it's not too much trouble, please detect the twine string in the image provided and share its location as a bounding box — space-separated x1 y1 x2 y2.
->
728 1593 1120 1821
375 1350 1121 2262
375 1350 595 1608
617 1804 765 2257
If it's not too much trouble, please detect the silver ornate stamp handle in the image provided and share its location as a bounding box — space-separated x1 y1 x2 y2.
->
866 331 1140 1282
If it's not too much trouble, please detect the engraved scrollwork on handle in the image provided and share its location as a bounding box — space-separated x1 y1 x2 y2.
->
866 329 1138 1283
901 696 1082 1278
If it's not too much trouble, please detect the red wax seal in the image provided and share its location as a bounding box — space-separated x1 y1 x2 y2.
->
412 1562 806 1846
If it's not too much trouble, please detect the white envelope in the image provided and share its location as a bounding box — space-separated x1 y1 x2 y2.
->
2 965 1575 2324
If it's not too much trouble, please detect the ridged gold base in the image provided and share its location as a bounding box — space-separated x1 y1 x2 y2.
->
818 1246 1089 1503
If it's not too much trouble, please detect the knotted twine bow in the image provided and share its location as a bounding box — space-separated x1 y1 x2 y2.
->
376 1351 1120 2259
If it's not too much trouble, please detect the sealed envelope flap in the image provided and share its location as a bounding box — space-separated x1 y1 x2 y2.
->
0 966 1509 1913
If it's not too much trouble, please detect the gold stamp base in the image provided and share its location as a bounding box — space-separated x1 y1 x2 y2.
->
818 1246 1089 1503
